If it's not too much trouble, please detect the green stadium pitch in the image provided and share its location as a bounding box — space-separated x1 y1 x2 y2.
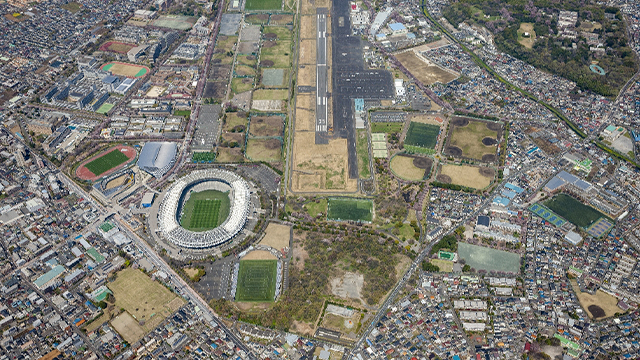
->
85 149 130 176
327 198 373 222
235 260 278 302
244 0 282 10
179 190 230 232
404 122 440 149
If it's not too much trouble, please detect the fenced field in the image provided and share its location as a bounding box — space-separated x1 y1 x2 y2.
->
327 198 373 222
235 260 278 302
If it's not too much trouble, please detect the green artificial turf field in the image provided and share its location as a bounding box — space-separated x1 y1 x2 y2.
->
544 193 607 229
235 260 278 302
327 198 373 222
180 190 231 231
404 122 440 149
85 149 129 176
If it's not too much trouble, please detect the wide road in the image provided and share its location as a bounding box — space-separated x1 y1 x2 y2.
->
315 10 328 143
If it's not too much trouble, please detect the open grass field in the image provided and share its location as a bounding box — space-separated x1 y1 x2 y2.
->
517 23 536 49
261 40 291 68
99 41 136 54
458 242 520 273
108 268 185 336
395 51 458 85
231 77 254 94
96 103 114 114
328 198 373 222
371 122 404 134
101 62 149 78
264 26 292 40
216 147 245 163
570 279 621 319
431 259 454 272
404 122 440 149
544 193 606 229
390 154 430 181
61 1 82 13
438 164 493 190
235 260 278 302
356 130 371 178
447 118 500 161
246 138 282 162
269 14 294 25
223 112 248 131
253 89 288 101
304 199 327 218
180 190 231 231
85 149 129 177
259 222 291 250
249 115 284 137
245 0 282 10
152 15 196 30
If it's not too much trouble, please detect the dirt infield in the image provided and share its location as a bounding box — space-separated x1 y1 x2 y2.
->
243 250 278 260
482 137 497 146
259 222 291 250
75 145 136 182
101 61 149 78
99 41 137 54
111 312 145 344
446 118 500 161
439 164 493 189
395 51 458 85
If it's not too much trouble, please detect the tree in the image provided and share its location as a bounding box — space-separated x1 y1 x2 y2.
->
462 264 472 272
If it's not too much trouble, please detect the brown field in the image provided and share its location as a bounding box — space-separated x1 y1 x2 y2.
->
183 268 199 278
431 259 454 272
246 138 282 161
270 14 294 25
294 108 315 132
108 268 184 334
300 15 316 38
447 119 500 161
517 22 536 49
259 222 291 250
291 320 314 336
105 174 130 190
410 114 444 125
216 147 245 163
299 39 316 64
439 164 492 190
111 312 146 344
235 65 256 77
395 51 458 85
242 250 277 260
571 280 622 319
297 65 316 87
292 132 357 192
321 312 361 336
250 116 284 137
223 112 248 131
390 155 427 181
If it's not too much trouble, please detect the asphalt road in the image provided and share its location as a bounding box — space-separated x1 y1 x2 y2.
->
315 10 329 144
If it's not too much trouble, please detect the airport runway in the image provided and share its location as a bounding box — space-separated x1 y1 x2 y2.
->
315 9 329 144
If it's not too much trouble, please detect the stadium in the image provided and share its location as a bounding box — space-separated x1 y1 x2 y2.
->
158 169 251 249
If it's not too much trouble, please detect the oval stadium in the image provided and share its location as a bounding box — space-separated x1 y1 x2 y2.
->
158 169 251 249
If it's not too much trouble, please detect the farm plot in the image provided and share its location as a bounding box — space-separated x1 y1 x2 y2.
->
235 260 278 302
438 164 493 190
446 118 501 162
246 138 282 162
390 154 431 181
395 51 458 85
544 193 607 229
328 198 373 222
404 122 440 150
179 190 231 231
249 115 284 137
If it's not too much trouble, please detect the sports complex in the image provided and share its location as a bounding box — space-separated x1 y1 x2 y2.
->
158 169 252 249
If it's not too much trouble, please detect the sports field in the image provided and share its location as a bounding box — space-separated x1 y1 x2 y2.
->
458 242 520 274
96 103 114 114
327 198 373 222
544 193 606 229
99 41 136 54
235 260 278 302
180 190 230 231
447 118 500 161
85 149 129 176
528 203 567 227
245 0 282 11
404 122 440 149
152 15 196 30
438 164 493 190
101 62 149 78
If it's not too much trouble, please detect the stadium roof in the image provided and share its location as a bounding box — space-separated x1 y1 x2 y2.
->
137 142 177 178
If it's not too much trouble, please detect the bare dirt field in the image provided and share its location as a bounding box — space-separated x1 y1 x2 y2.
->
246 138 282 162
111 312 146 344
330 272 364 302
243 250 277 260
259 222 292 250
299 39 316 64
410 114 445 125
292 132 357 192
439 164 493 189
183 268 199 278
292 232 309 270
105 174 129 189
395 51 458 85
291 320 314 336
297 65 316 87
270 14 294 25
571 280 622 319
216 147 245 163
300 15 316 37
517 22 536 49
250 115 284 137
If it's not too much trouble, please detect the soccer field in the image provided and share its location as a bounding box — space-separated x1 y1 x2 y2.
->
544 193 606 229
180 190 230 231
327 198 373 222
244 0 282 10
235 260 278 302
85 149 130 176
404 122 440 149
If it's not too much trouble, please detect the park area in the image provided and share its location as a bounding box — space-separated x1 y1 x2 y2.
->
245 0 282 10
327 198 373 222
517 22 536 49
75 145 136 181
570 279 621 319
152 15 196 30
106 268 184 343
101 62 149 78
179 190 231 231
404 122 440 150
457 242 520 274
544 193 607 229
390 154 431 181
235 260 278 302
437 164 493 190
395 51 459 85
446 118 501 162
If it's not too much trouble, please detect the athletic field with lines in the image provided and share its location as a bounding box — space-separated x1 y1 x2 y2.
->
179 190 230 231
235 260 278 302
85 149 129 176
